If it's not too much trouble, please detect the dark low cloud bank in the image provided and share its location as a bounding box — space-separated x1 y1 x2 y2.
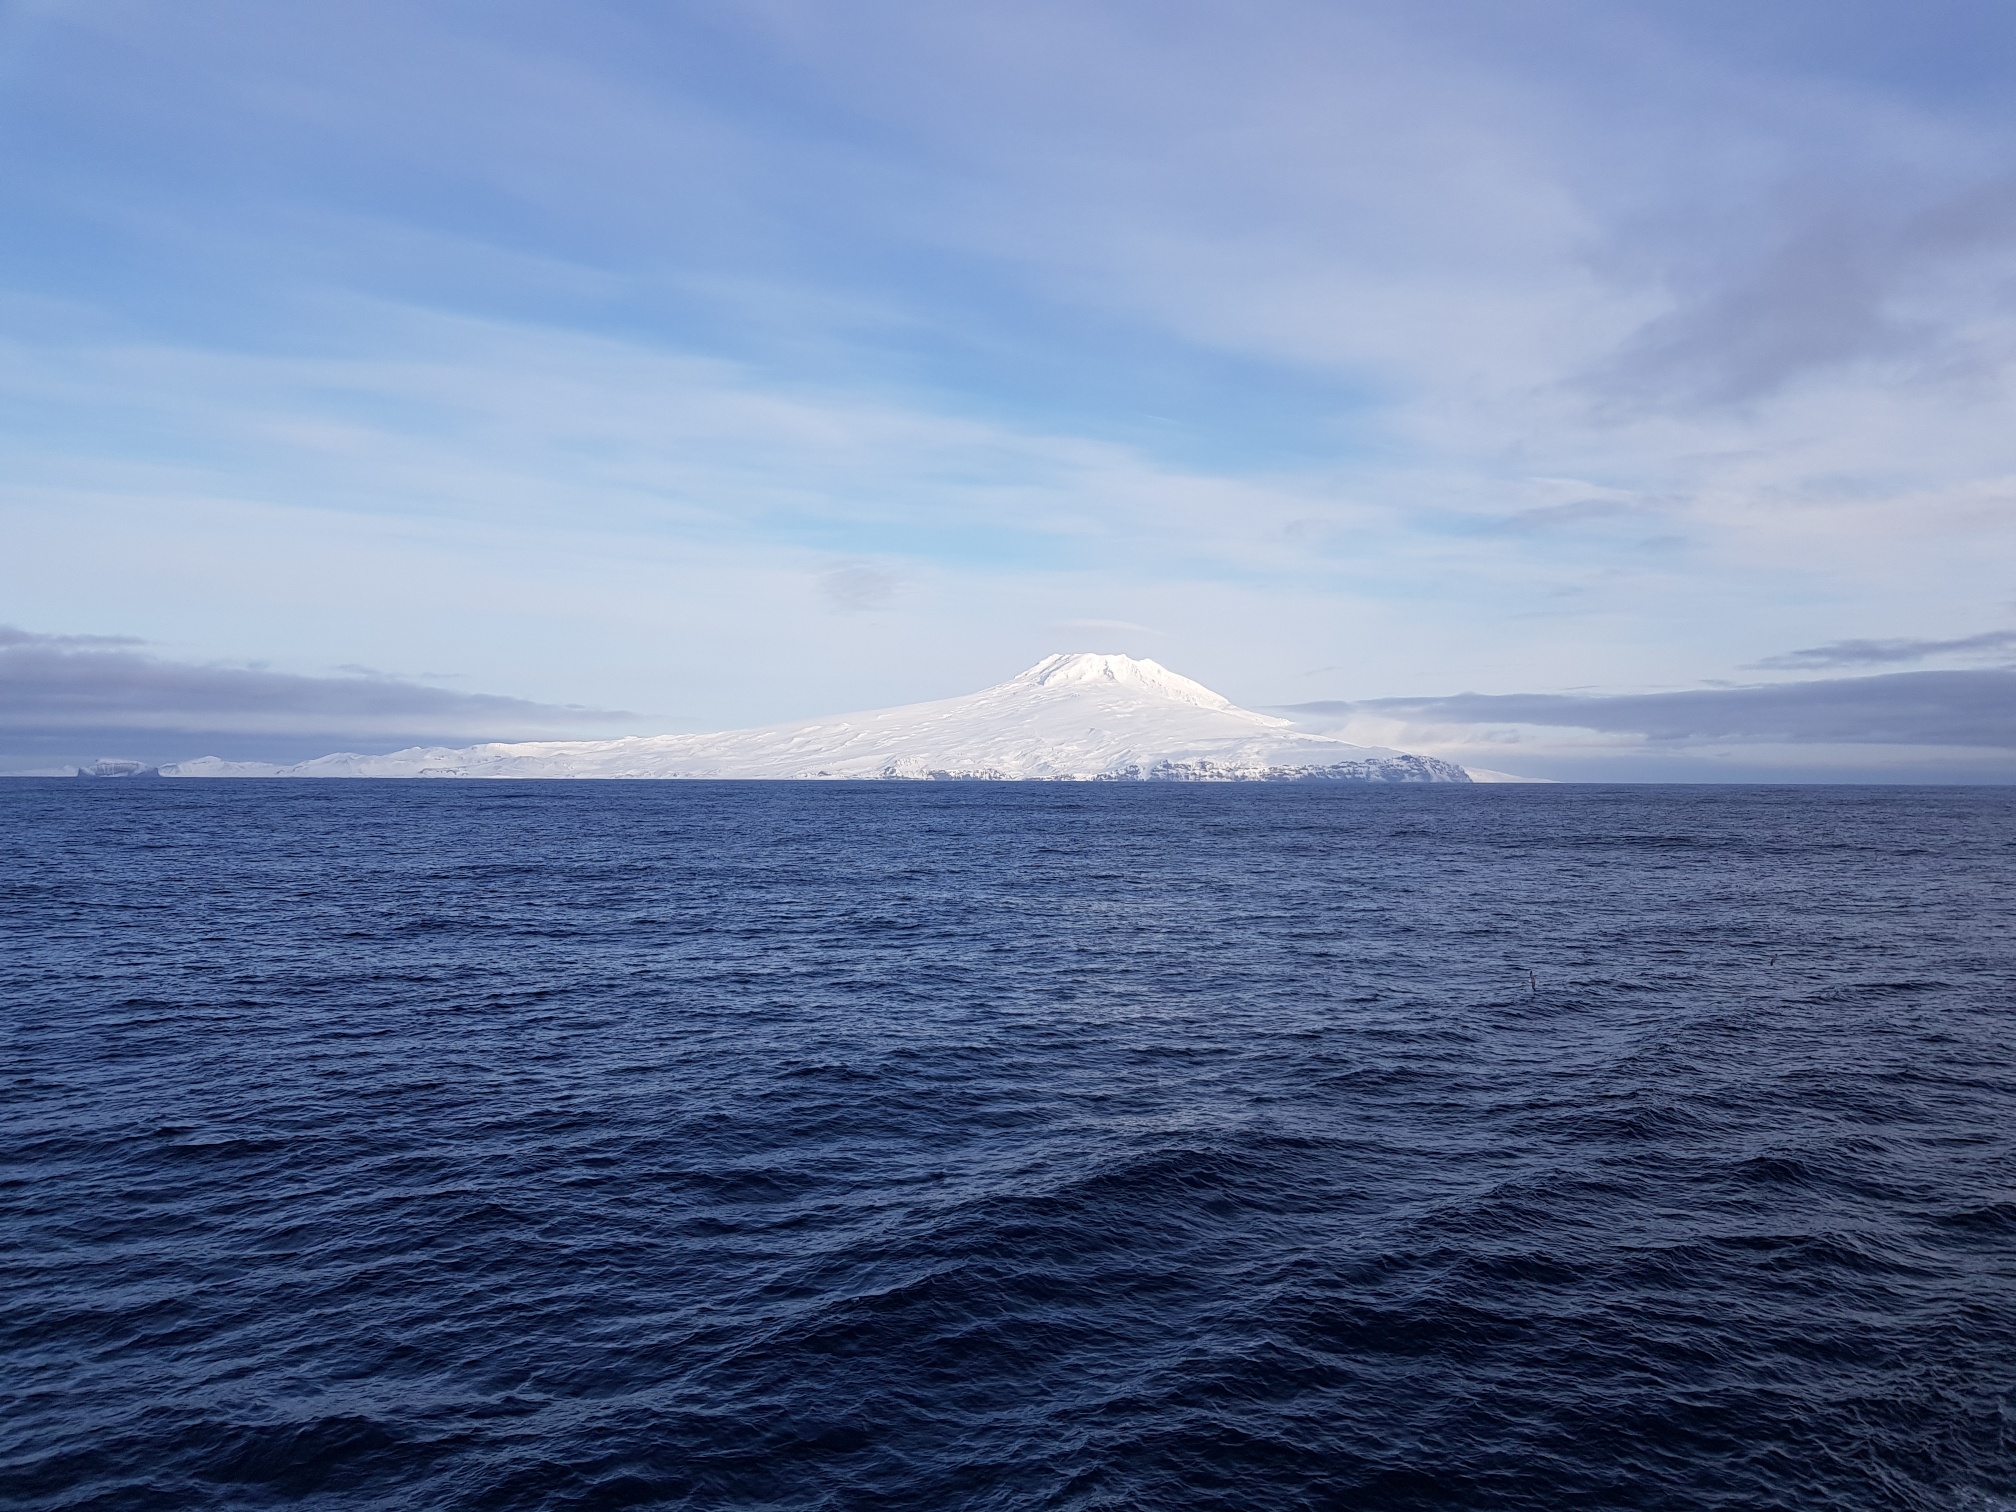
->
1288 668 2016 749
1750 630 2016 670
0 627 633 770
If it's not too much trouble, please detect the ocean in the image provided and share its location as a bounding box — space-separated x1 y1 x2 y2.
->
4 780 2013 1510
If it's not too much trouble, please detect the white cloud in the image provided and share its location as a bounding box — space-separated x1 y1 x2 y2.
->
819 563 900 613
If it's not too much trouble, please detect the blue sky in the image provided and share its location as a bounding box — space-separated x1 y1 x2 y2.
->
4 0 2016 777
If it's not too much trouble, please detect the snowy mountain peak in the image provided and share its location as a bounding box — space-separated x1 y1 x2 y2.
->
163 653 1473 783
1014 652 1236 711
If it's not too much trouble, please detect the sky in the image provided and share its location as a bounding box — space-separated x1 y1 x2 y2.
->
4 0 2016 779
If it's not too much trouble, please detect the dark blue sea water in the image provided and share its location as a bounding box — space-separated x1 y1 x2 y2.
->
4 781 2015 1511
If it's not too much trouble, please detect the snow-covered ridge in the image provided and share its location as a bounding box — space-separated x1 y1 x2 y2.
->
1014 651 1245 712
164 652 1472 783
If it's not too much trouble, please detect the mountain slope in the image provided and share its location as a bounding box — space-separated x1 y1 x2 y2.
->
165 653 1472 782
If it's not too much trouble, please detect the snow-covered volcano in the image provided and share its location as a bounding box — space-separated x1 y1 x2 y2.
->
165 652 1471 782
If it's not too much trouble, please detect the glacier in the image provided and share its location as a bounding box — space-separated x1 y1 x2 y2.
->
162 652 1472 783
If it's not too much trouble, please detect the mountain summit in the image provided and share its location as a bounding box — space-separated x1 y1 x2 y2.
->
1014 651 1240 709
166 653 1471 781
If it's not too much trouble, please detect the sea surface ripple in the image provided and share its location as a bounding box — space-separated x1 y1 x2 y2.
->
4 781 2014 1510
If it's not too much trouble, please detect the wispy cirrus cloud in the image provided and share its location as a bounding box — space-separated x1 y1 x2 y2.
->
1589 178 2016 411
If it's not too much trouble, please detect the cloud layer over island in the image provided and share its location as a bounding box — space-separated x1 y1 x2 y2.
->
1286 668 2016 782
0 628 629 772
